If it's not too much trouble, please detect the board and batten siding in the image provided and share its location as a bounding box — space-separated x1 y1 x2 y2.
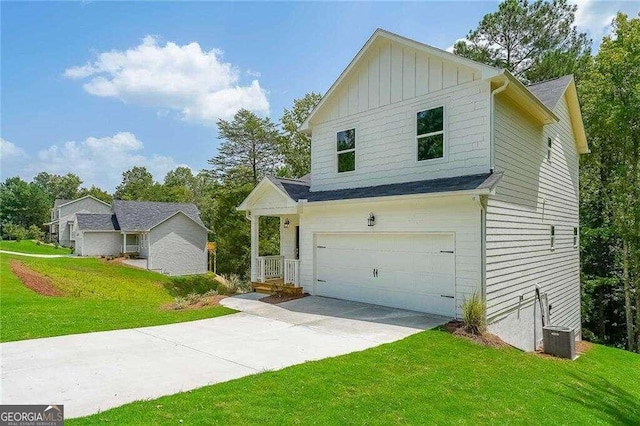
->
485 94 580 351
310 39 490 192
149 213 207 276
299 196 482 317
80 232 122 257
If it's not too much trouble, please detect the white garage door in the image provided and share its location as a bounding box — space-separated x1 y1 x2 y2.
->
315 233 456 317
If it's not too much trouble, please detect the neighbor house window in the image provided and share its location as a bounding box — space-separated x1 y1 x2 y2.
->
573 227 578 248
550 225 556 249
337 129 356 173
547 137 553 162
417 106 444 161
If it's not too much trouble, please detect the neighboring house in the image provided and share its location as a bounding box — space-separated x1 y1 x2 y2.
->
47 196 113 247
48 198 208 276
238 29 588 351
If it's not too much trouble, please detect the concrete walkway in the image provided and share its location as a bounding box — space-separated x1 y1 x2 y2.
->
0 250 75 258
0 295 447 418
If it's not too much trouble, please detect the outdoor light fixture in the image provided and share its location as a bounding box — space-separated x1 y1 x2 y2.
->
284 218 290 228
367 212 375 227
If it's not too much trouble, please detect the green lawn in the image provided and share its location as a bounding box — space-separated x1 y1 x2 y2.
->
70 331 640 425
0 239 73 255
0 253 235 342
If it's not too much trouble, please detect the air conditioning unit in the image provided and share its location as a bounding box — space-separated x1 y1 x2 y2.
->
543 325 576 360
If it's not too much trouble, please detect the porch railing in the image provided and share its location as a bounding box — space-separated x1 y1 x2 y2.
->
122 244 140 253
256 255 284 283
284 259 301 287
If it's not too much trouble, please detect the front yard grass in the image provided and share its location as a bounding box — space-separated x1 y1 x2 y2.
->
70 331 640 425
0 254 235 342
0 239 72 255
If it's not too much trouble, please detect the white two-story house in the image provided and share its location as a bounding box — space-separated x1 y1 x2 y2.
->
238 29 588 351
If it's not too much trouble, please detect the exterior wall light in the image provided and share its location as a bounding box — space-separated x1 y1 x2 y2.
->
283 218 290 228
368 212 375 227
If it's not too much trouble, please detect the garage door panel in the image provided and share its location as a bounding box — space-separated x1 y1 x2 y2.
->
316 233 456 317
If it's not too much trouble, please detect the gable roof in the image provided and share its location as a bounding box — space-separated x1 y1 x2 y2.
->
53 199 72 209
55 195 111 209
112 200 205 231
527 75 588 154
266 172 501 204
299 28 501 133
527 75 574 110
76 214 120 231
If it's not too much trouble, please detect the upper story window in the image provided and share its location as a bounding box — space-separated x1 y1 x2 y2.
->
573 227 578 248
337 129 356 173
547 137 553 162
417 106 444 161
550 225 556 250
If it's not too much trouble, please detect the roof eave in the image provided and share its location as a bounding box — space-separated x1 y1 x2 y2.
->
493 70 559 125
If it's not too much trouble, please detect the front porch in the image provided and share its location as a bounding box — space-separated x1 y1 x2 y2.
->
252 256 302 294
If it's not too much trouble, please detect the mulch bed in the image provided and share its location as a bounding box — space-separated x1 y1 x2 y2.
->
535 340 594 359
10 260 63 297
162 295 227 311
443 320 510 348
260 293 309 305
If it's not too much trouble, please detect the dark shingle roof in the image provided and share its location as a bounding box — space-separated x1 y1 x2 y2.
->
270 172 502 203
76 214 120 231
527 75 573 110
112 200 205 231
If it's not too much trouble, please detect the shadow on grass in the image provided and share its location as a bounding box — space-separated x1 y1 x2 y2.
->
555 371 640 424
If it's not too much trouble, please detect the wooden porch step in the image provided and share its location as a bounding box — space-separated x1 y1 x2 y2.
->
252 281 303 296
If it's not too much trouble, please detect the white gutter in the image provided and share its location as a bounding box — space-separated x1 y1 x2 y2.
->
490 77 509 172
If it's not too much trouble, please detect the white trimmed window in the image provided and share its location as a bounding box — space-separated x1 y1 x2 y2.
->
550 225 556 249
573 227 578 248
547 137 553 162
417 106 444 161
337 129 356 173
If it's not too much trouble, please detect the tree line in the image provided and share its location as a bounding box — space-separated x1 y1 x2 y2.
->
0 92 321 276
1 0 638 352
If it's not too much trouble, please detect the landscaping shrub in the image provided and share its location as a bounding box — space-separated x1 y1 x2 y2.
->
217 274 252 295
27 225 45 241
462 292 486 335
163 274 220 297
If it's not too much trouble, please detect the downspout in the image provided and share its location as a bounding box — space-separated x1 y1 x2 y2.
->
473 195 487 319
490 77 509 172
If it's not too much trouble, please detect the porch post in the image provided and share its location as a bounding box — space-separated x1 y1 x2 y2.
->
122 233 126 253
250 213 260 282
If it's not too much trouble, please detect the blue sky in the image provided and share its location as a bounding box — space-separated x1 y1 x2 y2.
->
1 1 636 191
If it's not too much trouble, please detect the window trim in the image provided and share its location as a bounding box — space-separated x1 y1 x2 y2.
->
573 227 578 248
336 126 357 174
415 104 447 164
550 225 556 250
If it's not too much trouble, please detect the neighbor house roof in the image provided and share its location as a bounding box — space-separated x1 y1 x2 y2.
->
269 172 502 203
76 214 120 231
527 75 574 110
112 200 205 231
53 199 72 209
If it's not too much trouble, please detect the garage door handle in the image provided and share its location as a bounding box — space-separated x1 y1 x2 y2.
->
317 279 326 282
440 295 454 299
440 250 454 253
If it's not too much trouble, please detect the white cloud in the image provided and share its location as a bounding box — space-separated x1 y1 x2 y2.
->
65 36 270 125
0 138 28 161
1 132 180 190
571 0 619 45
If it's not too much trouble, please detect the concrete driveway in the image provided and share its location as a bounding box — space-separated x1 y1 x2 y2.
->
0 294 447 418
